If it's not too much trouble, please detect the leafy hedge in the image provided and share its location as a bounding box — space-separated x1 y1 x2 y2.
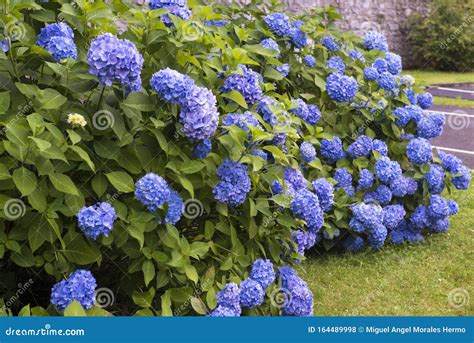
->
0 0 471 317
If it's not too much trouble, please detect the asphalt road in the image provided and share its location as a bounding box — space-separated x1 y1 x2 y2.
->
428 84 474 101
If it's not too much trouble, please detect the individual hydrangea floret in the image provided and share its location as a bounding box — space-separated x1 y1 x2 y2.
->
364 67 379 81
271 180 283 194
342 236 365 253
278 266 313 316
276 63 290 77
77 202 116 240
417 93 433 109
164 189 184 225
264 12 291 37
180 86 219 140
326 56 345 74
320 136 345 163
290 188 324 232
193 139 212 159
88 33 143 92
300 142 316 163
312 178 334 212
239 279 264 307
260 38 280 56
250 259 275 289
150 68 195 104
372 139 388 155
304 55 316 67
320 36 340 51
51 270 97 312
357 169 374 190
326 73 358 103
375 156 402 184
221 65 263 106
363 31 388 52
347 135 373 159
383 205 406 229
406 137 432 165
135 173 171 212
213 159 251 207
385 52 402 75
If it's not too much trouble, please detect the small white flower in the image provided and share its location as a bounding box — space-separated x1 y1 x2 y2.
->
401 74 415 86
67 113 87 127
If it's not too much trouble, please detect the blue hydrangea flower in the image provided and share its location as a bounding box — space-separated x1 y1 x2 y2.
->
427 195 450 220
320 36 340 51
250 259 275 289
363 31 388 52
204 20 229 27
284 167 307 196
406 89 417 104
256 96 279 126
406 177 418 195
350 202 384 232
389 176 409 197
264 13 291 37
0 39 8 53
43 36 77 61
222 111 261 140
447 200 459 216
326 56 345 74
221 64 263 106
88 33 143 92
407 137 432 165
216 282 240 310
304 55 316 67
150 68 195 104
347 135 373 158
334 168 354 197
452 165 471 190
348 49 365 62
342 236 365 253
260 38 280 56
252 149 268 160
51 270 97 312
438 151 462 173
417 93 433 109
372 139 388 155
306 104 321 125
292 230 308 258
276 63 290 77
390 220 423 244
209 305 241 317
77 202 116 240
375 156 402 184
213 160 251 207
271 180 283 194
367 224 387 249
364 67 379 81
37 23 73 47
164 189 184 224
239 279 264 307
411 205 428 229
278 266 313 316
193 139 212 159
149 0 191 26
357 169 374 190
312 178 334 212
135 173 170 212
385 52 402 75
300 142 316 163
326 73 358 102
383 205 406 229
180 86 219 140
320 136 345 163
291 23 307 48
425 164 445 194
373 58 388 73
427 217 450 233
290 188 324 232
417 112 445 139
377 71 398 91
365 185 392 205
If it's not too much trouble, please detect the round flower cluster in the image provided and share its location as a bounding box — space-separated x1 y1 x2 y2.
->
320 36 340 51
222 111 261 140
326 73 358 102
260 38 280 56
327 56 345 74
193 139 212 159
334 167 355 197
304 55 316 67
213 159 251 207
37 23 77 61
77 202 116 240
150 68 195 104
221 64 263 106
363 31 388 52
312 178 334 212
417 93 433 109
51 270 97 312
320 136 345 163
263 12 291 37
290 188 324 232
87 33 143 92
347 135 373 159
149 0 191 26
407 137 432 165
300 142 316 163
291 21 307 48
278 266 313 316
284 167 307 196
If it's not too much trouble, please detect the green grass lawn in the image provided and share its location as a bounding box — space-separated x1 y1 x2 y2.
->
303 184 474 316
403 70 474 108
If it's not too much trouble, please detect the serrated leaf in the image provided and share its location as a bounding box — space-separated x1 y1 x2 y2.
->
105 171 135 193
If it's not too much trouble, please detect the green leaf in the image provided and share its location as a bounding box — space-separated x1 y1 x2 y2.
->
0 164 11 180
39 88 67 110
49 173 80 196
221 90 248 109
105 171 135 193
180 161 205 174
142 260 156 287
184 264 198 283
64 300 87 316
190 297 208 315
177 175 194 198
29 137 51 152
133 288 156 309
62 233 101 265
13 167 37 196
0 91 10 114
69 146 96 172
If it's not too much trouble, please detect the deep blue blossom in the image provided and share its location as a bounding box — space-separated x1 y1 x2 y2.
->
447 200 459 216
320 136 345 163
406 177 418 195
37 23 77 61
364 67 379 81
88 33 143 92
390 220 423 244
349 203 384 232
363 31 388 52
320 36 340 51
278 266 313 316
300 142 316 163
256 96 279 126
334 168 354 197
149 0 191 26
407 137 432 165
425 164 445 194
271 180 283 194
193 139 212 159
0 39 8 53
427 195 450 220
377 71 398 92
416 112 445 139
213 160 251 207
342 236 365 253
37 23 73 47
276 63 290 77
51 270 97 312
385 52 402 75
411 205 428 229
216 282 240 310
150 68 195 104
291 23 307 48
383 205 406 229
221 64 263 106
239 279 264 307
375 156 402 184
417 93 433 109
252 149 268 160
77 202 116 240
373 58 388 73
326 56 345 74
180 86 219 140
357 169 374 190
438 151 463 173
406 89 417 104
372 139 388 155
312 178 334 212
222 111 261 139
209 305 241 317
164 189 184 224
347 135 373 158
427 217 450 233
367 224 387 249
452 165 471 190
260 38 280 56
284 167 307 196
135 173 171 212
348 49 365 62
389 176 409 197
306 105 321 125
290 188 324 232
326 73 358 102
304 55 316 67
365 185 392 205
250 259 275 289
264 13 291 37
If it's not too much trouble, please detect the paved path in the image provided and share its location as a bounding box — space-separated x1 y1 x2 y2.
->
428 83 474 101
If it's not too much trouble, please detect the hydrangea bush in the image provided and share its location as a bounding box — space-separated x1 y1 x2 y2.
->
0 0 471 317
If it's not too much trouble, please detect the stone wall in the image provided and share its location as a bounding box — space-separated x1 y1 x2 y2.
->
215 0 431 67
